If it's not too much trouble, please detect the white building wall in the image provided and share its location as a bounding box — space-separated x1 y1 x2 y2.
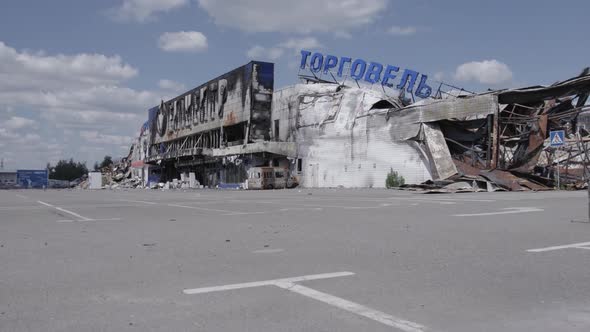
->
0 172 17 185
272 84 432 188
88 172 102 189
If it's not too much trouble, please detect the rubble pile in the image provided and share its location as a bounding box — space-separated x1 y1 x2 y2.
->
79 155 202 190
78 148 143 189
101 159 141 189
401 68 590 193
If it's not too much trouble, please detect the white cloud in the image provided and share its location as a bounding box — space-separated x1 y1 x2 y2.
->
3 116 37 130
278 37 322 53
247 37 322 61
454 59 513 85
158 31 208 52
246 45 284 61
110 0 189 22
1 86 158 123
387 26 417 36
0 40 163 168
267 47 285 60
79 131 133 145
0 128 10 139
158 79 186 92
0 42 137 91
0 42 155 118
21 133 42 144
334 31 353 39
433 71 444 82
41 109 142 127
197 0 388 33
0 120 47 168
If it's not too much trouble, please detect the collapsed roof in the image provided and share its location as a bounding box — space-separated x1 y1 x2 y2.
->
384 68 590 192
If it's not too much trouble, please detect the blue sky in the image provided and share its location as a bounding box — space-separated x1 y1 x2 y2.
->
0 0 588 169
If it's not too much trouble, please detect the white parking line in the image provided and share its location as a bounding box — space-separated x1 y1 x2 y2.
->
223 211 267 216
527 241 590 252
38 200 91 221
15 194 28 199
183 272 426 332
274 282 425 332
57 218 121 223
121 199 157 205
183 272 354 294
54 206 91 221
453 207 543 217
410 199 455 205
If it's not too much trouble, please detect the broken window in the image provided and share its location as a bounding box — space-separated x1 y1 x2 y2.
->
274 119 280 141
225 122 246 146
209 82 217 120
200 87 207 123
297 158 302 172
192 93 199 124
177 99 184 126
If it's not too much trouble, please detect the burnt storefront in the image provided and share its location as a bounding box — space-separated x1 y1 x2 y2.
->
144 61 296 187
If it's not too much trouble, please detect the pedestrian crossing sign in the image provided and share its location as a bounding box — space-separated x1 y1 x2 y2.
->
550 130 565 147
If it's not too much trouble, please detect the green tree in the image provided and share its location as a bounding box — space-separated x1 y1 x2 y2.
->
48 159 88 181
99 155 113 169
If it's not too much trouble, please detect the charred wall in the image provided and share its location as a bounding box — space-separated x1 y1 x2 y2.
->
272 84 433 188
147 61 274 162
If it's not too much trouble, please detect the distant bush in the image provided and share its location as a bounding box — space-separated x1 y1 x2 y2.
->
385 168 405 188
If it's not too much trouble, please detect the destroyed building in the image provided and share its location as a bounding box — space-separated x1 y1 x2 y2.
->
120 60 590 191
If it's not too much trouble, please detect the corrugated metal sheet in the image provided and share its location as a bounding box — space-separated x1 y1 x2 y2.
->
422 122 458 180
385 94 499 141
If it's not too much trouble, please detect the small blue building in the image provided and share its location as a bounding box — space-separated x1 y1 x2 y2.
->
16 169 48 188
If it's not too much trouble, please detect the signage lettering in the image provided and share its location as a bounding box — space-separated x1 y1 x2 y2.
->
299 50 432 98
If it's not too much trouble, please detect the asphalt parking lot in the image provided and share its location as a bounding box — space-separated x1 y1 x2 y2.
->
1 188 590 331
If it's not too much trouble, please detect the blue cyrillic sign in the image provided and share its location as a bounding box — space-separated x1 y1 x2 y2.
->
300 50 432 98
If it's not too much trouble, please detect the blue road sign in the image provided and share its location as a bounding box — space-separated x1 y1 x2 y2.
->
550 130 565 147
